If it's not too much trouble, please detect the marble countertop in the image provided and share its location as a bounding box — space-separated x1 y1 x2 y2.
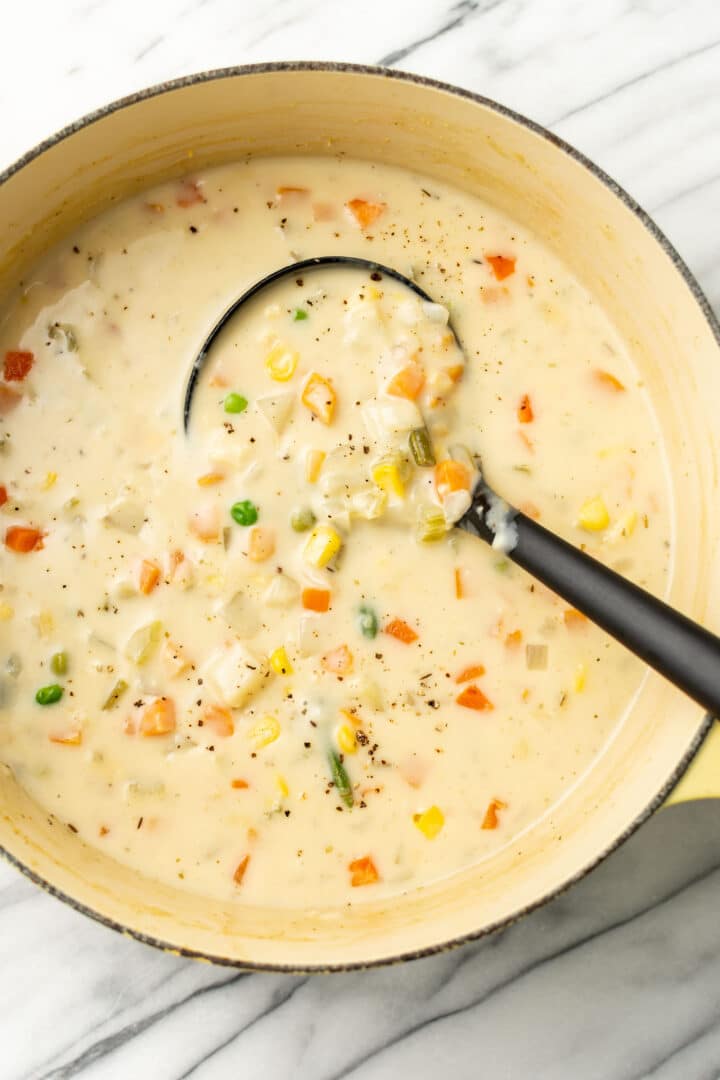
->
2 2 720 1077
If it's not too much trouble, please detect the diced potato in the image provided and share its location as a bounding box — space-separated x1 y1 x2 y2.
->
206 641 267 708
163 639 192 679
577 496 610 532
206 430 252 470
304 524 342 568
102 497 146 534
255 392 294 435
362 397 423 443
218 590 260 637
605 509 638 543
263 573 300 607
125 621 163 665
349 489 387 520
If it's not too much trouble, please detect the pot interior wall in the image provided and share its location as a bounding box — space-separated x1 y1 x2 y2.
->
0 68 717 967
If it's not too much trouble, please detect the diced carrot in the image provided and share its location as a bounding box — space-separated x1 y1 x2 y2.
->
564 608 588 630
0 486 7 507
455 663 486 684
276 185 308 197
456 684 494 711
340 707 362 729
346 199 386 229
189 506 221 542
233 854 250 885
231 778 249 789
5 525 44 553
593 369 625 392
384 618 418 644
322 644 354 675
517 429 534 453
202 705 235 737
387 361 425 401
302 587 331 613
99 825 110 836
481 797 507 830
348 854 380 886
248 525 275 562
145 202 164 214
3 350 34 382
485 254 516 281
505 629 523 648
519 501 541 521
139 697 176 737
301 372 336 424
481 286 510 304
167 549 185 577
445 364 464 383
197 471 224 487
434 459 471 500
176 179 206 207
139 559 161 595
518 394 534 423
454 567 464 599
0 386 21 413
49 729 82 746
312 202 335 221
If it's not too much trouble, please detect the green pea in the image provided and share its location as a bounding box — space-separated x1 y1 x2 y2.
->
231 500 258 526
290 507 316 532
357 604 378 639
292 308 308 321
36 684 63 706
50 651 68 676
224 392 248 414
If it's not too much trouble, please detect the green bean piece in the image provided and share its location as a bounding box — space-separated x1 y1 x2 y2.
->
292 308 308 321
409 426 436 468
224 392 248 414
290 507 316 532
102 678 129 710
357 604 378 639
230 500 259 526
36 684 63 706
50 651 68 676
328 750 354 809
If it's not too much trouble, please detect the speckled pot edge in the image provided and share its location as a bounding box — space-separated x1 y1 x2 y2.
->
0 60 717 974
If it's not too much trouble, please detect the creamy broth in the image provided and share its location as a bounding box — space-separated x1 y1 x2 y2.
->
0 157 671 907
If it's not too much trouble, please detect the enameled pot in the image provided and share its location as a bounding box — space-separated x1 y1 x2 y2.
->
1 62 719 971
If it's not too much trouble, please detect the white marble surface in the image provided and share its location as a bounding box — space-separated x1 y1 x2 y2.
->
1 1 720 1077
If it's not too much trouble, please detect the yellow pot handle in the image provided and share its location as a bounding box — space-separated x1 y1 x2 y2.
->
664 721 720 805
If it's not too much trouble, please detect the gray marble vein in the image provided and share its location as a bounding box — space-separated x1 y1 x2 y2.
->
1 1 719 1077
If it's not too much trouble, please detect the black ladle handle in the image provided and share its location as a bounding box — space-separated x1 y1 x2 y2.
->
462 495 720 718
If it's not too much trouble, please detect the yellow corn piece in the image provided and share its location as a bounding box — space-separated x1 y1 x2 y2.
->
413 805 445 840
33 610 55 639
265 343 298 382
367 285 383 300
301 372 336 424
372 456 406 498
197 471 224 487
269 646 293 676
249 714 280 749
304 524 342 568
41 472 58 490
276 775 290 798
305 449 326 484
0 602 14 620
336 723 357 755
577 495 609 532
574 663 587 692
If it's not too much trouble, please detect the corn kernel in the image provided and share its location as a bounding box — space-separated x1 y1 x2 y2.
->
304 524 342 568
336 723 358 755
0 602 14 620
574 663 587 692
372 456 406 498
305 449 326 483
367 285 383 300
249 715 280 748
413 805 445 839
269 646 293 676
41 471 57 490
276 774 289 798
265 342 298 382
577 495 610 532
33 610 55 638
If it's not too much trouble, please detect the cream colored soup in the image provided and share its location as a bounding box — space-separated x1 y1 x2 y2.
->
0 157 671 907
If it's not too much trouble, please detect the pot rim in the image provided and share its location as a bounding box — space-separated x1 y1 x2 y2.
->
0 60 716 973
